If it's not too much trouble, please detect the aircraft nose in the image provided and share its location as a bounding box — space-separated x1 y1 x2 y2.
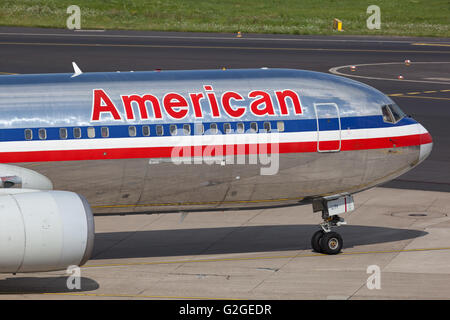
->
419 141 433 163
418 123 433 163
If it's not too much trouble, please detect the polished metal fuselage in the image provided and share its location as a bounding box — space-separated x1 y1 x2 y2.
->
18 148 418 214
0 69 423 213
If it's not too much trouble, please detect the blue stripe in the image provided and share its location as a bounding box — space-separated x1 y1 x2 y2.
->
0 116 417 142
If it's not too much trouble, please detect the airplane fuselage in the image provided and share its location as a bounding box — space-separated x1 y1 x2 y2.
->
0 68 432 214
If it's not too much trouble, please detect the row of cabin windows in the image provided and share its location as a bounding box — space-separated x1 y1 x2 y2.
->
24 121 285 140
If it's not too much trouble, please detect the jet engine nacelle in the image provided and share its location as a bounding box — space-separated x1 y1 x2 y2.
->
0 190 94 273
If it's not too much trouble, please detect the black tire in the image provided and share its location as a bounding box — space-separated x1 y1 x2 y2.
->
311 230 325 253
319 231 343 255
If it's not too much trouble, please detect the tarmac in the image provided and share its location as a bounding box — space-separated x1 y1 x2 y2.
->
0 186 449 300
0 27 449 300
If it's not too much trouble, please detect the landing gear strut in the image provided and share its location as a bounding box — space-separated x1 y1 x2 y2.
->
310 195 354 255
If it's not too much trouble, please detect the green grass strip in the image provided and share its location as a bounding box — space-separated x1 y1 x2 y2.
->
0 0 448 37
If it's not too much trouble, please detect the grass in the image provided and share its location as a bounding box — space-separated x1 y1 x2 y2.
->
0 0 448 37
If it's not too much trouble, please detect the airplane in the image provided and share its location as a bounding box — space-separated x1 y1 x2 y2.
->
0 65 432 274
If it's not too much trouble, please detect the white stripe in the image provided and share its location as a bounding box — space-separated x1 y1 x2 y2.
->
0 124 421 153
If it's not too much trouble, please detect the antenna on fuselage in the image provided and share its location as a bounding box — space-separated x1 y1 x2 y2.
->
71 62 83 78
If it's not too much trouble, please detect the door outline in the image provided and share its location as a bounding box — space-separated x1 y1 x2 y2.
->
314 103 342 152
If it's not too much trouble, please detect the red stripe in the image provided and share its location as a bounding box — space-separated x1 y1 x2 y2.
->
0 133 431 163
421 132 433 145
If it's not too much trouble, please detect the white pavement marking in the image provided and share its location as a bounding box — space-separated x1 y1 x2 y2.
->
425 78 450 82
329 62 450 85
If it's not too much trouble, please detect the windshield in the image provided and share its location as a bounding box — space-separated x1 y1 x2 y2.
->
389 103 406 122
381 103 406 123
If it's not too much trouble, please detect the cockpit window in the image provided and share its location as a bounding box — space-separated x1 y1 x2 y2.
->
389 103 406 122
382 103 405 124
382 105 394 123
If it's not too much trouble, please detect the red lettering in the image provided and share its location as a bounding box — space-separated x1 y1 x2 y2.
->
275 90 302 115
121 94 162 120
249 90 275 116
163 93 189 119
221 91 246 118
92 89 121 121
94 87 303 122
189 93 205 118
204 85 220 118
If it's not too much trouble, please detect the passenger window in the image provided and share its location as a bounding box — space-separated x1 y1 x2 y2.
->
156 125 164 136
87 127 95 138
210 123 218 134
59 128 67 139
195 123 204 135
101 127 109 138
24 129 32 140
38 128 46 140
250 122 258 133
223 123 231 134
382 105 395 123
237 122 244 133
129 126 137 137
73 127 82 139
142 125 150 136
170 124 177 136
263 122 271 133
277 121 285 132
183 124 191 135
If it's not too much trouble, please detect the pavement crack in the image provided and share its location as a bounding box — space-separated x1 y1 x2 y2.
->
168 272 232 280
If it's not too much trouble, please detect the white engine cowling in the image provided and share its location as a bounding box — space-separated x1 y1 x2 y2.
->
0 190 94 273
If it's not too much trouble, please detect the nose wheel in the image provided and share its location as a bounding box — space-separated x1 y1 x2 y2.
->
311 230 325 253
311 230 343 254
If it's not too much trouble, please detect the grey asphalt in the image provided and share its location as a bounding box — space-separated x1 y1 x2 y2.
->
1 187 450 299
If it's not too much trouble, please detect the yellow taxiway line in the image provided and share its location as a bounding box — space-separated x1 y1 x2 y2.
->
388 89 450 96
41 292 238 300
412 43 450 47
3 247 449 299
390 95 450 101
388 89 450 101
83 246 450 269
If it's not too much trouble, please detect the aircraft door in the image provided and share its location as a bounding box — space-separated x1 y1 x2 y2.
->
314 103 341 152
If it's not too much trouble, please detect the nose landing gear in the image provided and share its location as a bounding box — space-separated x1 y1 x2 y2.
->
311 229 344 255
310 195 354 255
